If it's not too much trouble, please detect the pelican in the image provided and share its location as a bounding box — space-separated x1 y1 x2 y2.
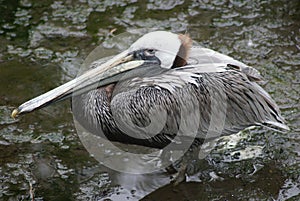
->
12 31 289 171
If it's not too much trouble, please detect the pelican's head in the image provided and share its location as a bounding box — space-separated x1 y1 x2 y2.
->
11 31 192 117
129 31 192 68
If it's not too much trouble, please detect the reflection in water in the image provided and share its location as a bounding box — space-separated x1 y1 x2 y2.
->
143 162 285 201
112 172 170 200
0 0 299 200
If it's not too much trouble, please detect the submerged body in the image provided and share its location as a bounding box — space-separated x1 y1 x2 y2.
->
12 31 289 150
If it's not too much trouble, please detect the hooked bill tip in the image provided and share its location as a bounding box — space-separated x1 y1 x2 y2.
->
11 108 19 119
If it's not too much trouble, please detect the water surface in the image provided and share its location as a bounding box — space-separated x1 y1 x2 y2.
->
0 0 299 200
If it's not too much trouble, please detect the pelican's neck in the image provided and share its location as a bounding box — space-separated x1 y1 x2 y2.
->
172 34 192 68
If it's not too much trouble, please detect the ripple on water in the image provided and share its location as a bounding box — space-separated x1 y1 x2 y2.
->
147 0 185 10
74 172 113 200
33 47 53 60
277 179 300 201
14 8 31 27
0 153 37 198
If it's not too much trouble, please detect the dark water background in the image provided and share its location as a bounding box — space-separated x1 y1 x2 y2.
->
0 0 299 200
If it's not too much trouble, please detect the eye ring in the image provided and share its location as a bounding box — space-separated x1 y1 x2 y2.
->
144 49 156 56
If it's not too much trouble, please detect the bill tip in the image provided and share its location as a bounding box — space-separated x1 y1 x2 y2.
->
11 109 19 119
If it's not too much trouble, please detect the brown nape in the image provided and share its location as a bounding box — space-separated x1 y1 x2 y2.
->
104 83 116 102
172 34 192 68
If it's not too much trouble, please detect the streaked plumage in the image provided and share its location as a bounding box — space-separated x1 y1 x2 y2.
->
71 33 288 149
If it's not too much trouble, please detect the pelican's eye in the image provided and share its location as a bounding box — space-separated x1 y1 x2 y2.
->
144 49 156 57
134 49 157 60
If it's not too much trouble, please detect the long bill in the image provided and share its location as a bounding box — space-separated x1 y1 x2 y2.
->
11 50 146 118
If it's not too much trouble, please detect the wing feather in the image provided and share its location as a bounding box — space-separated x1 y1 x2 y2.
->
110 65 288 143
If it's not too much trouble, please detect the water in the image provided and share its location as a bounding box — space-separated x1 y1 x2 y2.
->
0 0 299 200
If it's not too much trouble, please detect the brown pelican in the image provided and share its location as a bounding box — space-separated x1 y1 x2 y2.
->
12 30 289 157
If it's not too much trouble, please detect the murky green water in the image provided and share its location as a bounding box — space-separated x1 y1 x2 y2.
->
0 0 299 200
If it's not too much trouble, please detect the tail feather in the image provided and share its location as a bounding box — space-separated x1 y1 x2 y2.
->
261 120 290 133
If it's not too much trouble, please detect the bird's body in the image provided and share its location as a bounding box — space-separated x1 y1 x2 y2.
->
12 31 289 151
72 45 288 149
